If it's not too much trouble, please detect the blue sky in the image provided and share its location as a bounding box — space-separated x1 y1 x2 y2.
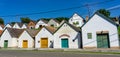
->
0 0 120 24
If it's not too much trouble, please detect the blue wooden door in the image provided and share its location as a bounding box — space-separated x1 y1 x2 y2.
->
61 39 68 48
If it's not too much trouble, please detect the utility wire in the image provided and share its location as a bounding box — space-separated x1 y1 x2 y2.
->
0 0 114 17
108 6 120 11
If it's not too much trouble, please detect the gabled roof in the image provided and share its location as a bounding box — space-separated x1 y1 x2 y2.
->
41 19 48 24
30 20 37 24
59 20 65 26
22 23 27 26
6 28 24 38
7 23 14 27
54 20 81 34
15 22 24 28
26 29 39 38
69 13 84 20
44 26 56 34
81 12 118 28
49 19 60 24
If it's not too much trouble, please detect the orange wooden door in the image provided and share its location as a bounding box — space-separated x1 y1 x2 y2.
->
41 38 48 48
23 40 28 48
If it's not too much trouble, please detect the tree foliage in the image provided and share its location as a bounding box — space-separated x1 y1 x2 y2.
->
118 26 120 35
0 18 4 24
37 17 69 22
97 9 110 17
55 17 69 22
37 18 51 22
11 22 16 25
20 17 31 23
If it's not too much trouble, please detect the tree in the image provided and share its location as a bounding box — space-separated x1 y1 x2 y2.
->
0 18 4 24
118 26 120 36
97 9 110 17
37 18 51 22
11 22 15 25
20 17 30 23
55 17 69 22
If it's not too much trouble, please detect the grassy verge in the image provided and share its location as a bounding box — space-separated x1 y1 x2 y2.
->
0 48 120 55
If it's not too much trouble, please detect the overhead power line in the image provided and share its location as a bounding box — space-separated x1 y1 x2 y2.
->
107 5 120 11
0 0 114 17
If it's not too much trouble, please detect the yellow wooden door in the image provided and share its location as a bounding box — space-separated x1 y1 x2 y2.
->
41 38 48 48
23 40 28 48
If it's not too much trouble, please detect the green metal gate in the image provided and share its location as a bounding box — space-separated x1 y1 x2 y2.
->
61 39 68 48
97 34 110 48
4 40 8 48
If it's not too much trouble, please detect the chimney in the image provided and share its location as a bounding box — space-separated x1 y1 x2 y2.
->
85 16 89 22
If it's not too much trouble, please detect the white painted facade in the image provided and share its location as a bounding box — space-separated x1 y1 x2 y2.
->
18 31 34 48
13 23 21 29
35 27 54 48
0 29 18 48
69 13 84 27
21 24 27 29
82 14 119 48
48 19 59 28
35 20 48 29
0 26 3 30
54 23 81 48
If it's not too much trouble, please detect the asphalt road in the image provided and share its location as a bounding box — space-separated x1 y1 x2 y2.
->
0 50 120 57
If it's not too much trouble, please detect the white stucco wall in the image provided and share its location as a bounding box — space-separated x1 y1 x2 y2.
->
13 23 21 29
48 19 59 27
4 24 12 29
0 26 3 30
35 20 48 29
82 14 119 48
0 29 18 48
54 23 81 48
21 24 27 29
69 13 84 27
18 31 34 48
35 27 54 48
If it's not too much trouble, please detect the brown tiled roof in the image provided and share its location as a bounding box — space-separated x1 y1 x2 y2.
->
30 20 37 24
7 28 24 38
26 29 39 38
44 26 56 34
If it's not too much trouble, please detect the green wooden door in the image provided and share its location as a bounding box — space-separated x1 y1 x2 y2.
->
4 40 8 48
61 39 68 48
97 34 110 48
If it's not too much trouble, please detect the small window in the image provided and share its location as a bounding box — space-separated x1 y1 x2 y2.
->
51 24 54 27
87 33 92 39
30 26 34 29
39 25 43 28
76 21 79 25
73 22 76 25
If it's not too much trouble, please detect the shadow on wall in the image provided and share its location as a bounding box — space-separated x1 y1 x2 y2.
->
73 32 82 48
119 35 120 46
49 41 53 48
